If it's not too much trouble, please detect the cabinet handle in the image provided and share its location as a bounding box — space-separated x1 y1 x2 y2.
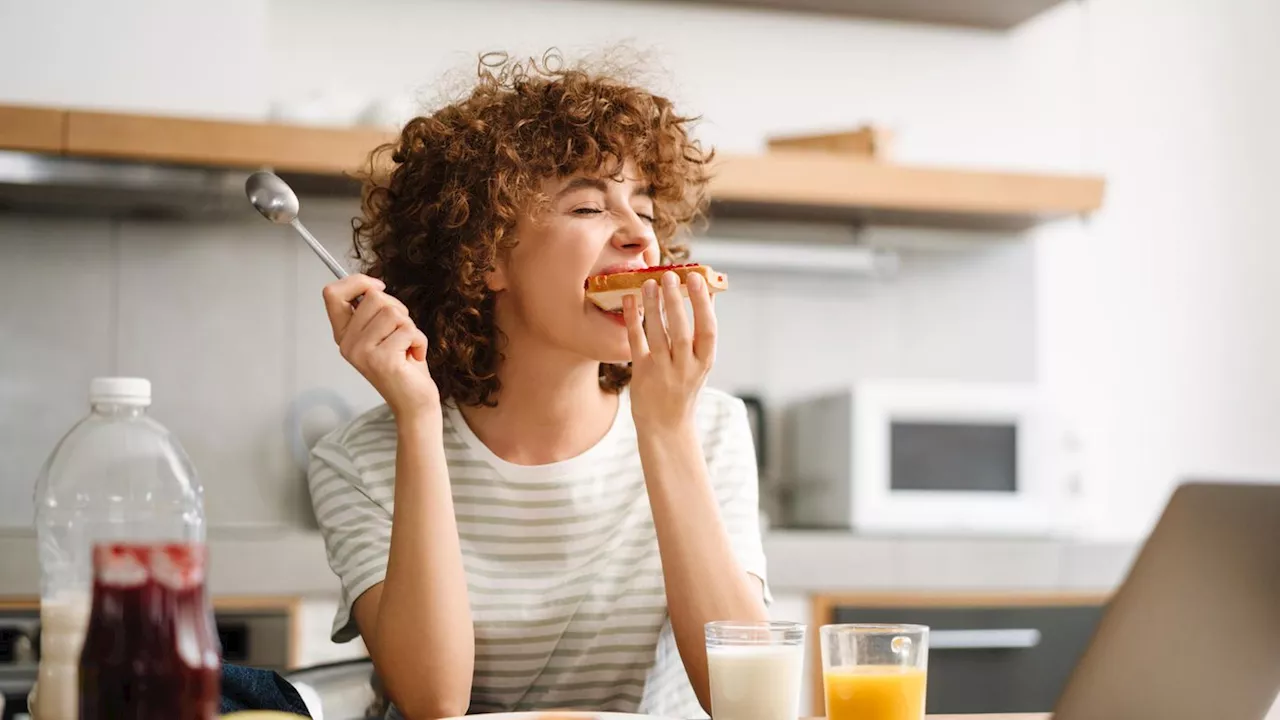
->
930 628 1042 650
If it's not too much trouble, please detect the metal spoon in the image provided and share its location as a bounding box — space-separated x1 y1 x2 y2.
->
244 170 350 280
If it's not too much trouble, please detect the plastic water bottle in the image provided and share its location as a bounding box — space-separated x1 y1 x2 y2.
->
31 377 206 719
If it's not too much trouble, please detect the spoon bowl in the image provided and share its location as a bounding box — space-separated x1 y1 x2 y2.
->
245 170 301 224
243 170 349 280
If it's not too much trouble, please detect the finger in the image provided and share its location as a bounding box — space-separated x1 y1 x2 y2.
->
322 274 385 340
341 301 404 362
641 279 669 359
346 289 402 341
379 324 423 359
623 293 648 359
661 271 693 360
388 326 429 363
688 272 717 362
411 329 429 362
365 305 407 347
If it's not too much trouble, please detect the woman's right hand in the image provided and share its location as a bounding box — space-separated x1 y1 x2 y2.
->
322 274 439 417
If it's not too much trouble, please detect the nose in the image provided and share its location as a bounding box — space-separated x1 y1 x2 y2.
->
611 210 655 257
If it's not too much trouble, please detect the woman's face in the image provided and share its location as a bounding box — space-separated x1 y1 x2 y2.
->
491 158 660 365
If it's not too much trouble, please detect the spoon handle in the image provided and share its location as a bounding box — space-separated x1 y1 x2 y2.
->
290 218 349 280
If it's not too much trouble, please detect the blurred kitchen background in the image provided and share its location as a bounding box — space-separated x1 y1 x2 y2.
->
2 0 1278 717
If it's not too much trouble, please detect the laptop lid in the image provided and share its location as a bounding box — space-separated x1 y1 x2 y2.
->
1054 481 1280 720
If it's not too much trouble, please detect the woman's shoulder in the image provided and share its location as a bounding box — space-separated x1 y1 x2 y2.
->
316 403 397 452
309 404 460 481
693 386 752 434
691 388 759 469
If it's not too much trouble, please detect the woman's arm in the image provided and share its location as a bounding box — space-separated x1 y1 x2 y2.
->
321 274 474 719
624 271 769 713
353 413 474 720
637 423 769 712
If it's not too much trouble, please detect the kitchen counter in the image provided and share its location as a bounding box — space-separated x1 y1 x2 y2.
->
918 716 1043 719
762 530 1139 593
0 529 1140 598
0 529 340 597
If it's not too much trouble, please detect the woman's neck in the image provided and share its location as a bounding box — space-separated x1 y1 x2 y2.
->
457 348 620 467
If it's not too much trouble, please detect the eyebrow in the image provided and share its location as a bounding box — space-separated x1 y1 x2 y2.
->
554 176 654 201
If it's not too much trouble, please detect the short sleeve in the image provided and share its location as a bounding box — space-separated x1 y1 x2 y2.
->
704 393 773 606
307 437 393 643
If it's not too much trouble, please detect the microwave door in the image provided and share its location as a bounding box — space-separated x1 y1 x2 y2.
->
889 420 1019 494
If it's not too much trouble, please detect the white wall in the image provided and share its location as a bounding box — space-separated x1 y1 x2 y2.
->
3 0 1279 543
1032 0 1280 540
264 0 1038 166
0 0 269 119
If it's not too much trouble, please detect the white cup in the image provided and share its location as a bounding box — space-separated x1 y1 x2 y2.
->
705 620 807 720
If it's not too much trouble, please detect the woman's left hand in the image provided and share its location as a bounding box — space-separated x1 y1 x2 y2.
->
623 270 717 431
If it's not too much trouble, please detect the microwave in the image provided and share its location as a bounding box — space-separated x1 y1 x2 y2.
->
783 380 1071 536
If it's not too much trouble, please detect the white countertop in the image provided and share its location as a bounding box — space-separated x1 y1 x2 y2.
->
0 530 1139 598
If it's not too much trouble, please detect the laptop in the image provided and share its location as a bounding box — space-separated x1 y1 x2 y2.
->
1052 481 1280 720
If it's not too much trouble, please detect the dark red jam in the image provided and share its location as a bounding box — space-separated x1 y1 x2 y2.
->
78 543 220 720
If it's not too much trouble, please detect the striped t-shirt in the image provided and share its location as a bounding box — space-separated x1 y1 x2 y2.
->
307 386 770 718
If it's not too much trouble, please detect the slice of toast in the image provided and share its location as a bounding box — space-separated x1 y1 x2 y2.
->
585 264 729 311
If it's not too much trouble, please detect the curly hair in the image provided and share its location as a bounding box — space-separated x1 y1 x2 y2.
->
352 49 713 408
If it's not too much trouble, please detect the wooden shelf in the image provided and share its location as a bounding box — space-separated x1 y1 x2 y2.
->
609 0 1071 30
64 109 397 176
0 106 66 153
0 104 1104 230
710 152 1104 229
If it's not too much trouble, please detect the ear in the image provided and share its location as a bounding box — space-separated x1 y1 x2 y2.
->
486 254 509 292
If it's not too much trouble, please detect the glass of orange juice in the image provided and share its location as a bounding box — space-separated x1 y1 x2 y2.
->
820 624 929 720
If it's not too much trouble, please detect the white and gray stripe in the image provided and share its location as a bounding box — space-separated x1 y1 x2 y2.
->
307 387 769 719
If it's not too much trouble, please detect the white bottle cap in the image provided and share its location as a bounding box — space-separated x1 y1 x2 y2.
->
89 377 152 407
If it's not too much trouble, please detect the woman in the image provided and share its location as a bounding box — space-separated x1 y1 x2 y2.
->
307 51 770 720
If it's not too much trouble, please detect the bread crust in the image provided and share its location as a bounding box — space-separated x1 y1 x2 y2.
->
584 264 728 293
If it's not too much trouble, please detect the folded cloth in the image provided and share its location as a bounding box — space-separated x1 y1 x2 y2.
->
220 663 313 717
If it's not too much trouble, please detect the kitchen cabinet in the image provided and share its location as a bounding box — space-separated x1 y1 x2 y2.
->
0 595 303 668
810 593 1108 716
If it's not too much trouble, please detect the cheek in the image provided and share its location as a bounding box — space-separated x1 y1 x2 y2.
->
514 263 588 314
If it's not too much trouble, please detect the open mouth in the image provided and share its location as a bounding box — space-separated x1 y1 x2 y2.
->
585 265 646 321
591 301 634 325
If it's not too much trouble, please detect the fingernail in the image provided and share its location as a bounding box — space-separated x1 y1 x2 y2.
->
688 273 704 291
643 280 658 298
662 271 678 288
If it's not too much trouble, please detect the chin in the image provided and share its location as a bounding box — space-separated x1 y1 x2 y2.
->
580 303 634 364
577 327 633 365
590 338 633 366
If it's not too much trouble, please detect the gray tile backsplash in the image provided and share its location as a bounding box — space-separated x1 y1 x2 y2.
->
115 218 303 530
289 200 384 529
0 203 1035 531
0 217 117 528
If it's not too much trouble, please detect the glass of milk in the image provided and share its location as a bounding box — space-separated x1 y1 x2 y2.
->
705 620 807 720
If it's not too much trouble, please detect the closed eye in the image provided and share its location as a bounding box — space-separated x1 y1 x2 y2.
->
572 208 603 216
